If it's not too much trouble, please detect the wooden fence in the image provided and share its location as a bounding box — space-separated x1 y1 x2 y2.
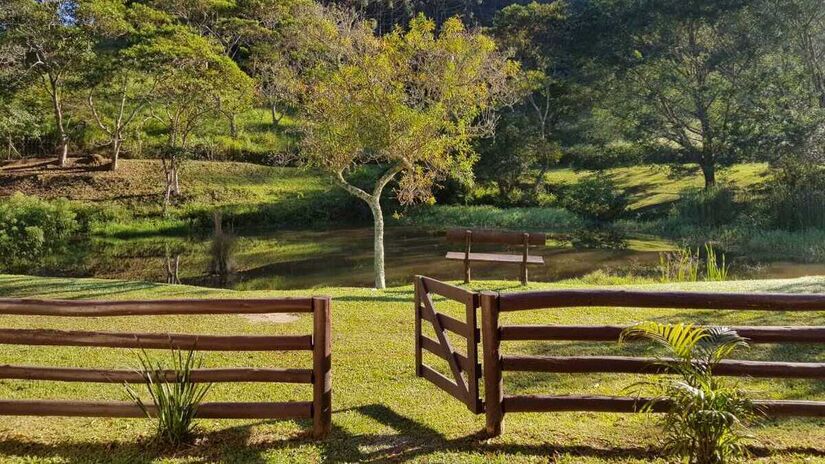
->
414 276 482 413
0 297 332 439
481 289 825 436
412 277 825 437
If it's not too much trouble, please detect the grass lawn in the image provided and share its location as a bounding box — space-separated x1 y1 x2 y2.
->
0 274 822 463
545 163 771 210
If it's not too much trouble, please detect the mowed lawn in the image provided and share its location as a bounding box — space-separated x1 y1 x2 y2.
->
0 274 822 463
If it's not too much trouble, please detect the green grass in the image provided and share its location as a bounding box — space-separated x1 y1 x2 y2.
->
0 160 367 235
397 204 583 232
544 163 771 210
0 274 822 463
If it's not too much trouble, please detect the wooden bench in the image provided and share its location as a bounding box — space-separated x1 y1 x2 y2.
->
445 229 545 285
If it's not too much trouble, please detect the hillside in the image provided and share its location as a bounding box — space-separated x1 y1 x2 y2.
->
545 163 771 210
0 158 366 232
1 159 771 213
0 158 325 209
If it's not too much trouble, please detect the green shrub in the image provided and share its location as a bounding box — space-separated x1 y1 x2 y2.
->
621 323 756 463
556 173 629 222
0 193 81 271
762 161 825 230
125 349 212 446
397 204 583 232
674 186 739 227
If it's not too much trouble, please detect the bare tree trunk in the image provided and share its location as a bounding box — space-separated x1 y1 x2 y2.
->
701 158 716 190
50 88 68 167
111 136 120 171
368 197 386 289
229 112 238 138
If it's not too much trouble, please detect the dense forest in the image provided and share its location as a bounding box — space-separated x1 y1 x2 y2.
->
2 0 825 286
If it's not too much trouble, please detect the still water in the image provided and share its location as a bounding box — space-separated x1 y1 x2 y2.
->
52 227 825 290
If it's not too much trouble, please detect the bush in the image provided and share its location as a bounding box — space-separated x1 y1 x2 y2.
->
0 193 81 271
556 173 629 222
397 204 583 232
674 186 739 227
762 160 825 230
125 349 212 445
621 323 756 463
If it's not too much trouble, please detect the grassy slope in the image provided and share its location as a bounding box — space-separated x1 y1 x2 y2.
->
0 159 322 210
0 159 361 234
545 163 770 210
0 274 822 463
1 160 770 219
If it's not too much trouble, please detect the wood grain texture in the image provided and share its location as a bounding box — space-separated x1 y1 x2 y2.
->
0 298 313 316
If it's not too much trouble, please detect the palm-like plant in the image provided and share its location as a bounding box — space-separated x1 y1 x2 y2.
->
124 349 212 446
620 322 757 464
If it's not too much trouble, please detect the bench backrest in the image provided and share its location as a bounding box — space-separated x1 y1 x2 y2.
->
446 229 546 246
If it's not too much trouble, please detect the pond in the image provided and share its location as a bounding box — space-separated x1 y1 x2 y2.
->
43 226 825 290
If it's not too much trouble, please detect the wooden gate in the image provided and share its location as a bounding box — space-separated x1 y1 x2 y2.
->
414 276 482 413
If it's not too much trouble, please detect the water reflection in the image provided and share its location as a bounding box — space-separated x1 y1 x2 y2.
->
36 227 825 290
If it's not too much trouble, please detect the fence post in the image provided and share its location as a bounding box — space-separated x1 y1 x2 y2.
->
312 297 332 439
466 292 482 413
414 276 423 377
480 291 503 437
521 233 529 286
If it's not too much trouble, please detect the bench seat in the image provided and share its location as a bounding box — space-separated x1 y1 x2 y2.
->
445 251 544 265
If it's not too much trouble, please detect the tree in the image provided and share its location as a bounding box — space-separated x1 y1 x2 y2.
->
125 6 254 211
83 0 156 171
614 1 772 189
0 38 40 159
776 0 825 108
0 0 94 167
487 1 582 200
241 0 337 130
302 14 518 288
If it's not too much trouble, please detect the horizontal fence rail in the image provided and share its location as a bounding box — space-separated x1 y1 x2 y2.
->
500 325 825 343
0 296 331 439
481 287 825 436
497 289 825 312
0 298 315 316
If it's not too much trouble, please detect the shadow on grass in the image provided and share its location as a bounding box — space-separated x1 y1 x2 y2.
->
1 405 823 463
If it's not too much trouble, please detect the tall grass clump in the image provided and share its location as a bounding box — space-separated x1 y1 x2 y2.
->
620 323 757 463
124 349 212 445
659 244 729 282
659 247 700 282
704 244 729 281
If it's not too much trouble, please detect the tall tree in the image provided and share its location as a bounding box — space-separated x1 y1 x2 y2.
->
1 0 94 166
489 1 575 199
301 14 518 288
83 0 155 170
612 1 775 188
125 6 254 210
778 0 825 108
